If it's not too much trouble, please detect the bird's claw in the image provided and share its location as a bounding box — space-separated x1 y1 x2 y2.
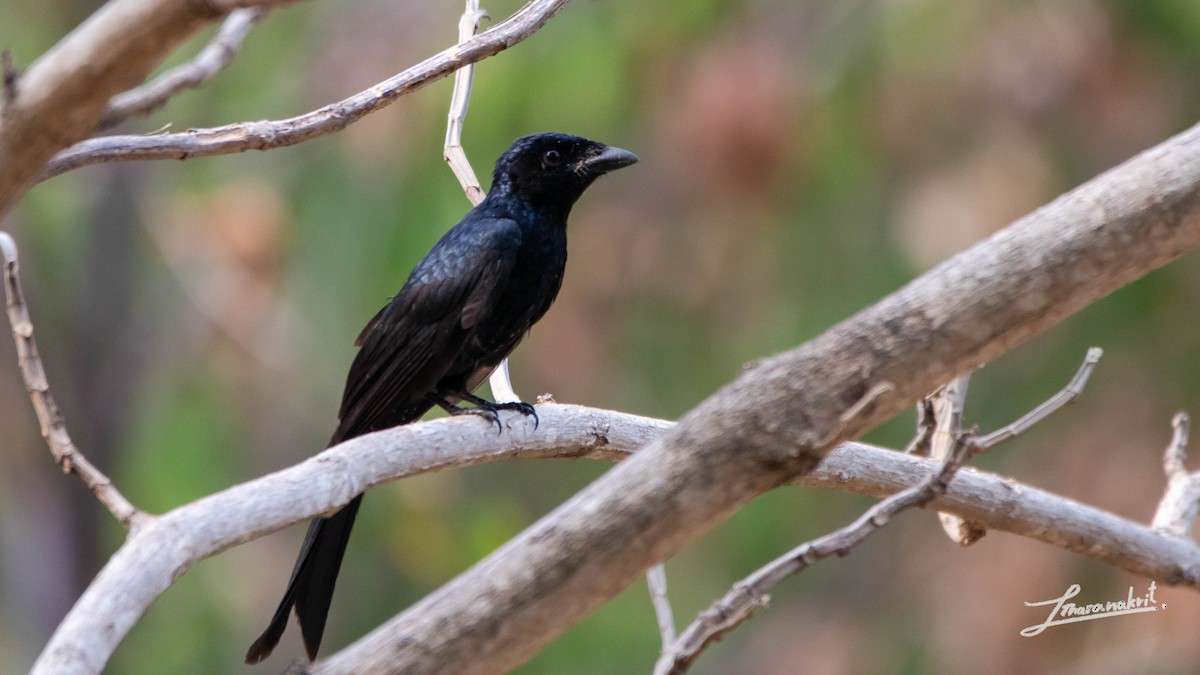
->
497 401 539 429
461 400 539 433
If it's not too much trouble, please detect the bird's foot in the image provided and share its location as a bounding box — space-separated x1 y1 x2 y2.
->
434 393 539 433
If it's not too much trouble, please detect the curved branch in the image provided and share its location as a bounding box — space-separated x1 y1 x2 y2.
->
37 0 574 182
32 403 1200 673
31 405 663 675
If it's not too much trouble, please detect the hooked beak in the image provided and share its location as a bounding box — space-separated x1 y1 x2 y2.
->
584 145 639 174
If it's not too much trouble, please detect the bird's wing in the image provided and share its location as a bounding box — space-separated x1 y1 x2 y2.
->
332 218 523 441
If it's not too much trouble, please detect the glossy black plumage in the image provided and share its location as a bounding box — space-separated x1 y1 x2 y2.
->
245 133 637 664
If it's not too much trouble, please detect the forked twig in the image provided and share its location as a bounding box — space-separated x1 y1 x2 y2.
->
39 0 574 182
0 233 142 529
655 434 977 675
660 348 1105 674
98 8 269 130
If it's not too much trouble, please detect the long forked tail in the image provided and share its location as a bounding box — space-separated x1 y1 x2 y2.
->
244 495 364 663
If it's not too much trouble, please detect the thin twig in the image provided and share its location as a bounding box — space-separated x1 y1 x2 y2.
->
646 563 676 654
97 8 270 130
1152 412 1200 536
38 0 575 182
655 434 977 675
975 347 1103 449
0 232 142 529
443 0 488 206
656 349 1105 673
440 0 519 404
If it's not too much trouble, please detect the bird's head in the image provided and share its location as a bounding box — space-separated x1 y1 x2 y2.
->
491 133 638 215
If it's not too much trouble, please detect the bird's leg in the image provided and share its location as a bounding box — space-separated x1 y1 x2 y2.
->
459 391 539 429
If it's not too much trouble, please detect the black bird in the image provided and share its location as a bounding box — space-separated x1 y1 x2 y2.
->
245 133 637 663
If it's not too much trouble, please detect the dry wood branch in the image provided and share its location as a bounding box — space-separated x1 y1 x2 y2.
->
0 0 298 218
30 403 1200 673
311 121 1200 675
1153 413 1200 536
975 346 1103 448
37 0 574 183
439 0 519 405
0 233 142 529
657 436 976 675
98 7 270 130
658 348 1102 673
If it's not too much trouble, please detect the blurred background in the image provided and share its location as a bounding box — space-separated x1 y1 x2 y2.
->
3 0 1200 672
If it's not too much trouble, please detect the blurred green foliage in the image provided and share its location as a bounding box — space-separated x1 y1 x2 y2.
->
3 0 1200 672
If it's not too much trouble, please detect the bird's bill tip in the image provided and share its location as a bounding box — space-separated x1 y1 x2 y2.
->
585 145 639 173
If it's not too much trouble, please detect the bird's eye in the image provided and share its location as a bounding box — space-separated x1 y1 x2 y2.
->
542 149 563 167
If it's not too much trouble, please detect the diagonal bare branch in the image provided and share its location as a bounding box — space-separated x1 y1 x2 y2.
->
97 7 270 130
656 434 976 675
975 346 1104 449
37 0 574 183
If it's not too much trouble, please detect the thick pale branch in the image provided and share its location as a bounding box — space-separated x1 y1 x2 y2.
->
0 0 298 217
30 405 664 675
313 121 1200 674
30 403 1200 673
37 0 574 183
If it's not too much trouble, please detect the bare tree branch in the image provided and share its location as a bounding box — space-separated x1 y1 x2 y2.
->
97 7 270 130
36 0 575 184
657 346 1102 673
975 346 1103 448
657 434 977 675
310 121 1200 675
0 232 142 529
647 564 676 656
25 399 1200 674
0 0 300 218
1153 412 1200 536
